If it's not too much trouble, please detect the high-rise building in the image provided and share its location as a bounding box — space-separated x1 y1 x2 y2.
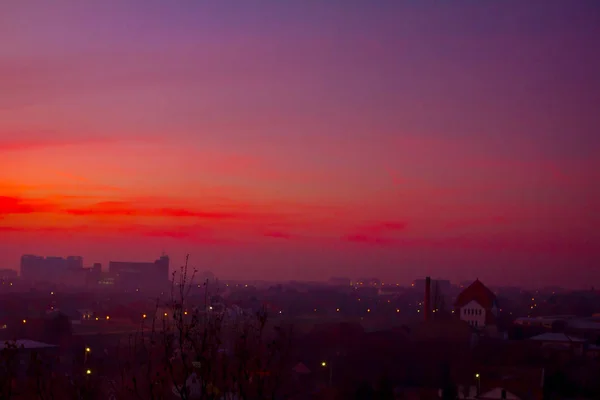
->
109 255 170 291
20 255 84 282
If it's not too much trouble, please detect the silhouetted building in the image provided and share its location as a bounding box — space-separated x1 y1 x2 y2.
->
0 268 18 281
109 255 169 291
20 255 84 283
413 278 451 294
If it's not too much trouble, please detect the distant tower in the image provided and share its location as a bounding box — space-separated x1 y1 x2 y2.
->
155 254 170 283
424 276 431 322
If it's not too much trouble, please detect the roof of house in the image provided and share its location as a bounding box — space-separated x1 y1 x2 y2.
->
529 332 586 343
292 362 311 374
479 387 521 399
454 279 497 309
9 339 57 349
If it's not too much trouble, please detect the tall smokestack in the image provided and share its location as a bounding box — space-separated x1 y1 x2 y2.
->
425 276 431 322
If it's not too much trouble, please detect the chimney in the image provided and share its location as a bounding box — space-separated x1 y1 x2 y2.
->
424 276 431 322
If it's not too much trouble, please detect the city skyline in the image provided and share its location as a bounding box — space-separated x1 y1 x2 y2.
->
1 1 599 287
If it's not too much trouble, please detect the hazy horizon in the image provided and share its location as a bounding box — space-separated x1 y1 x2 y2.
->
1 1 599 288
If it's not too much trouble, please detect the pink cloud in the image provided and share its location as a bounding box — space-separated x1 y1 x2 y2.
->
342 234 396 246
264 231 293 239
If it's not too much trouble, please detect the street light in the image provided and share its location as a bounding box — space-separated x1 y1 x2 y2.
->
86 369 92 375
321 361 332 386
85 347 91 353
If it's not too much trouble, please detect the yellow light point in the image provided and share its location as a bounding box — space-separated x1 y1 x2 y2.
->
321 362 327 367
396 309 400 313
95 317 99 321
85 347 91 353
142 314 147 319
367 309 371 313
184 311 188 315
22 319 26 324
164 312 168 317
336 308 340 312
106 316 110 320
86 369 92 375
475 373 480 378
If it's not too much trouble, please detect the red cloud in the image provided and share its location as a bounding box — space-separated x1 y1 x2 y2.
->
371 221 408 231
0 196 56 214
0 225 89 234
352 221 409 236
264 231 292 239
443 216 510 230
342 234 396 246
64 201 243 220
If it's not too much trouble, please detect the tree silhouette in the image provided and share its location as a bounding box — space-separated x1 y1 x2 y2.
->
116 254 293 399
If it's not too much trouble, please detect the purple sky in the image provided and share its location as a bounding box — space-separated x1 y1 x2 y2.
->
1 1 599 287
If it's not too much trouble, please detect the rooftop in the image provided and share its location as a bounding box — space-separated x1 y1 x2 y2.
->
454 279 497 309
529 333 586 343
7 339 57 349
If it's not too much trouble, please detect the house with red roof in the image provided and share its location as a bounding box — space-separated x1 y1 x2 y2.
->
454 280 498 331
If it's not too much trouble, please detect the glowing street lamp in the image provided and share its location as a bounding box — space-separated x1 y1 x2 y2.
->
85 347 91 353
86 369 92 375
321 361 332 386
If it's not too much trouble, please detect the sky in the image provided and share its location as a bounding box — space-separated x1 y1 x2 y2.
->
1 0 599 287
